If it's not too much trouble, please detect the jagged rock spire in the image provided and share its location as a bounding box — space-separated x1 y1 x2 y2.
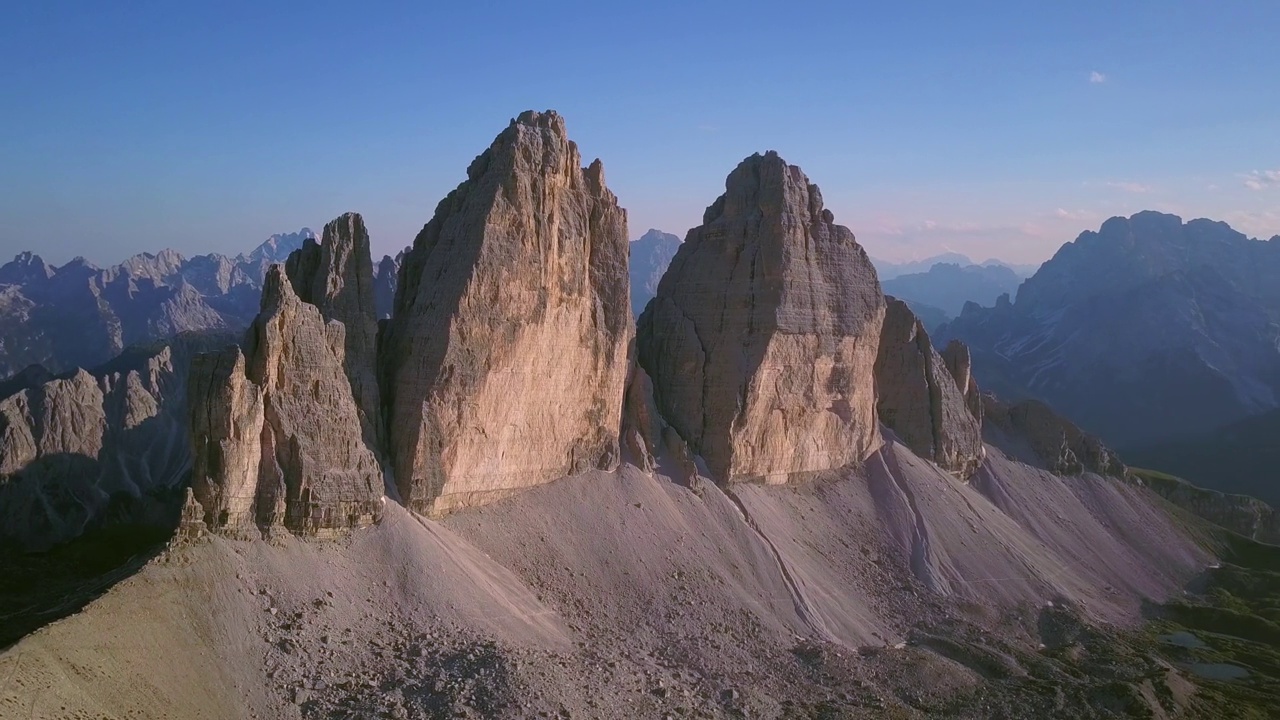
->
285 212 383 454
190 246 383 536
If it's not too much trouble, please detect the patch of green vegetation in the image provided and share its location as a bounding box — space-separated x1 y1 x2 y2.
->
1141 534 1280 716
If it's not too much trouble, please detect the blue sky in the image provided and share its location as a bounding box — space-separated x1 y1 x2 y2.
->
3 1 1278 265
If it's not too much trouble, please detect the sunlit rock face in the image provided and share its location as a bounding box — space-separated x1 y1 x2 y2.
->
381 110 632 514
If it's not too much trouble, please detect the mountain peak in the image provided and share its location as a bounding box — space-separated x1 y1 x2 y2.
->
242 228 316 264
637 151 885 483
381 110 631 514
0 251 55 285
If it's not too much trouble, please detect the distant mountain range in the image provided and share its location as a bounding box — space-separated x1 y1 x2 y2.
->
939 211 1280 498
871 253 1040 281
883 262 1023 318
0 229 314 378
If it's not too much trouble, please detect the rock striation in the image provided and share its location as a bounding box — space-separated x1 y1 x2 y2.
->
285 213 384 453
380 110 631 514
636 151 885 484
189 264 383 536
874 299 984 477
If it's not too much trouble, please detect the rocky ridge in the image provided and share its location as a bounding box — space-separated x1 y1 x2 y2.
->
637 151 886 484
0 335 226 550
982 395 1126 477
285 214 384 453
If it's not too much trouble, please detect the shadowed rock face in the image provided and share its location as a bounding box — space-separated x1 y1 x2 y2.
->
941 339 984 425
982 395 1125 477
939 211 1280 450
189 265 383 537
0 339 217 551
285 213 384 454
380 110 632 514
636 151 886 484
875 299 984 477
373 253 400 320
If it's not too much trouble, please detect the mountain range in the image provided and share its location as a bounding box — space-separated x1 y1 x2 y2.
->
871 253 1040 281
0 112 1276 718
882 261 1023 318
940 211 1280 500
0 230 314 379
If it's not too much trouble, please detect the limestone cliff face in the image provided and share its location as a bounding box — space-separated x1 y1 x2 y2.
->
189 266 382 536
285 213 383 453
380 110 632 514
636 151 885 484
875 299 984 477
0 343 198 551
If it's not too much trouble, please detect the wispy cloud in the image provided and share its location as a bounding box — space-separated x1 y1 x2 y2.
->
1054 208 1093 221
1089 71 1107 84
1242 169 1280 190
1106 181 1151 194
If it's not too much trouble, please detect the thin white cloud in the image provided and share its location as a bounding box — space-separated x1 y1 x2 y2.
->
1106 181 1151 194
1053 208 1093 221
1242 169 1280 190
1089 71 1107 84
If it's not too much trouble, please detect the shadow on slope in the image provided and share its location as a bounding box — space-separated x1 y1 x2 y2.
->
1123 408 1280 507
0 520 173 649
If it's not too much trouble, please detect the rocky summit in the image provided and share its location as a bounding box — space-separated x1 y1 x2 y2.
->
380 110 631 514
637 151 885 484
285 213 384 454
189 263 383 537
875 298 984 477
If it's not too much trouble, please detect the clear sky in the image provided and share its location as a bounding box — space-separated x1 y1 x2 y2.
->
3 1 1278 266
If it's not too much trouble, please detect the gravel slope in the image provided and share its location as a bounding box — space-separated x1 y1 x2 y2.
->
0 440 1214 719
